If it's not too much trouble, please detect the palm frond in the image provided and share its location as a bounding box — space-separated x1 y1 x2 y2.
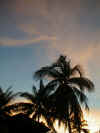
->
34 66 51 79
69 77 94 92
32 85 37 96
71 65 84 77
37 80 46 96
45 80 58 96
0 87 3 94
73 87 89 110
40 80 44 91
51 55 71 78
5 86 12 94
34 66 62 80
0 87 16 109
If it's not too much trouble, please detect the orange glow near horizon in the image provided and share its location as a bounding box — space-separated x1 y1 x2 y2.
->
8 99 100 133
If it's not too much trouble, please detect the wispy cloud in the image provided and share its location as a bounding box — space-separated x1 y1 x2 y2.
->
19 24 41 36
0 35 56 46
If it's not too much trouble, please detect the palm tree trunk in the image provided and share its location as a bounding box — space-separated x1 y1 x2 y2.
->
66 109 72 133
67 118 72 133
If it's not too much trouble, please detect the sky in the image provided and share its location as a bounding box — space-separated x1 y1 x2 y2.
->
0 0 100 132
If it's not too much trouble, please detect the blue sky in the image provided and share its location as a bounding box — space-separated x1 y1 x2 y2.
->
0 44 57 92
0 1 100 127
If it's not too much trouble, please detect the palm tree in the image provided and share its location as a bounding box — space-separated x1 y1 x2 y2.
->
0 86 16 119
34 55 94 133
20 80 57 132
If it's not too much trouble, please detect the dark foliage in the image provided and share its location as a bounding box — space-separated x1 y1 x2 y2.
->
0 87 16 120
0 113 50 133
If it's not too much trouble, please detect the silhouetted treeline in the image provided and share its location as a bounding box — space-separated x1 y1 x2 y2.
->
0 55 94 133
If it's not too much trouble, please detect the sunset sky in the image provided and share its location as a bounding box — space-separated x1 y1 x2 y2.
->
0 0 100 132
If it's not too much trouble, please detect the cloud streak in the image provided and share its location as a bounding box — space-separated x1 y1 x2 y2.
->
0 35 56 46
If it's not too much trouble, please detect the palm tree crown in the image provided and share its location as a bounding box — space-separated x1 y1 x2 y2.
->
34 55 94 133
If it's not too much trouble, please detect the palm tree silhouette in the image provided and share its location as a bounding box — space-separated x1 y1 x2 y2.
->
34 55 94 133
0 86 16 119
0 86 50 133
20 80 57 132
